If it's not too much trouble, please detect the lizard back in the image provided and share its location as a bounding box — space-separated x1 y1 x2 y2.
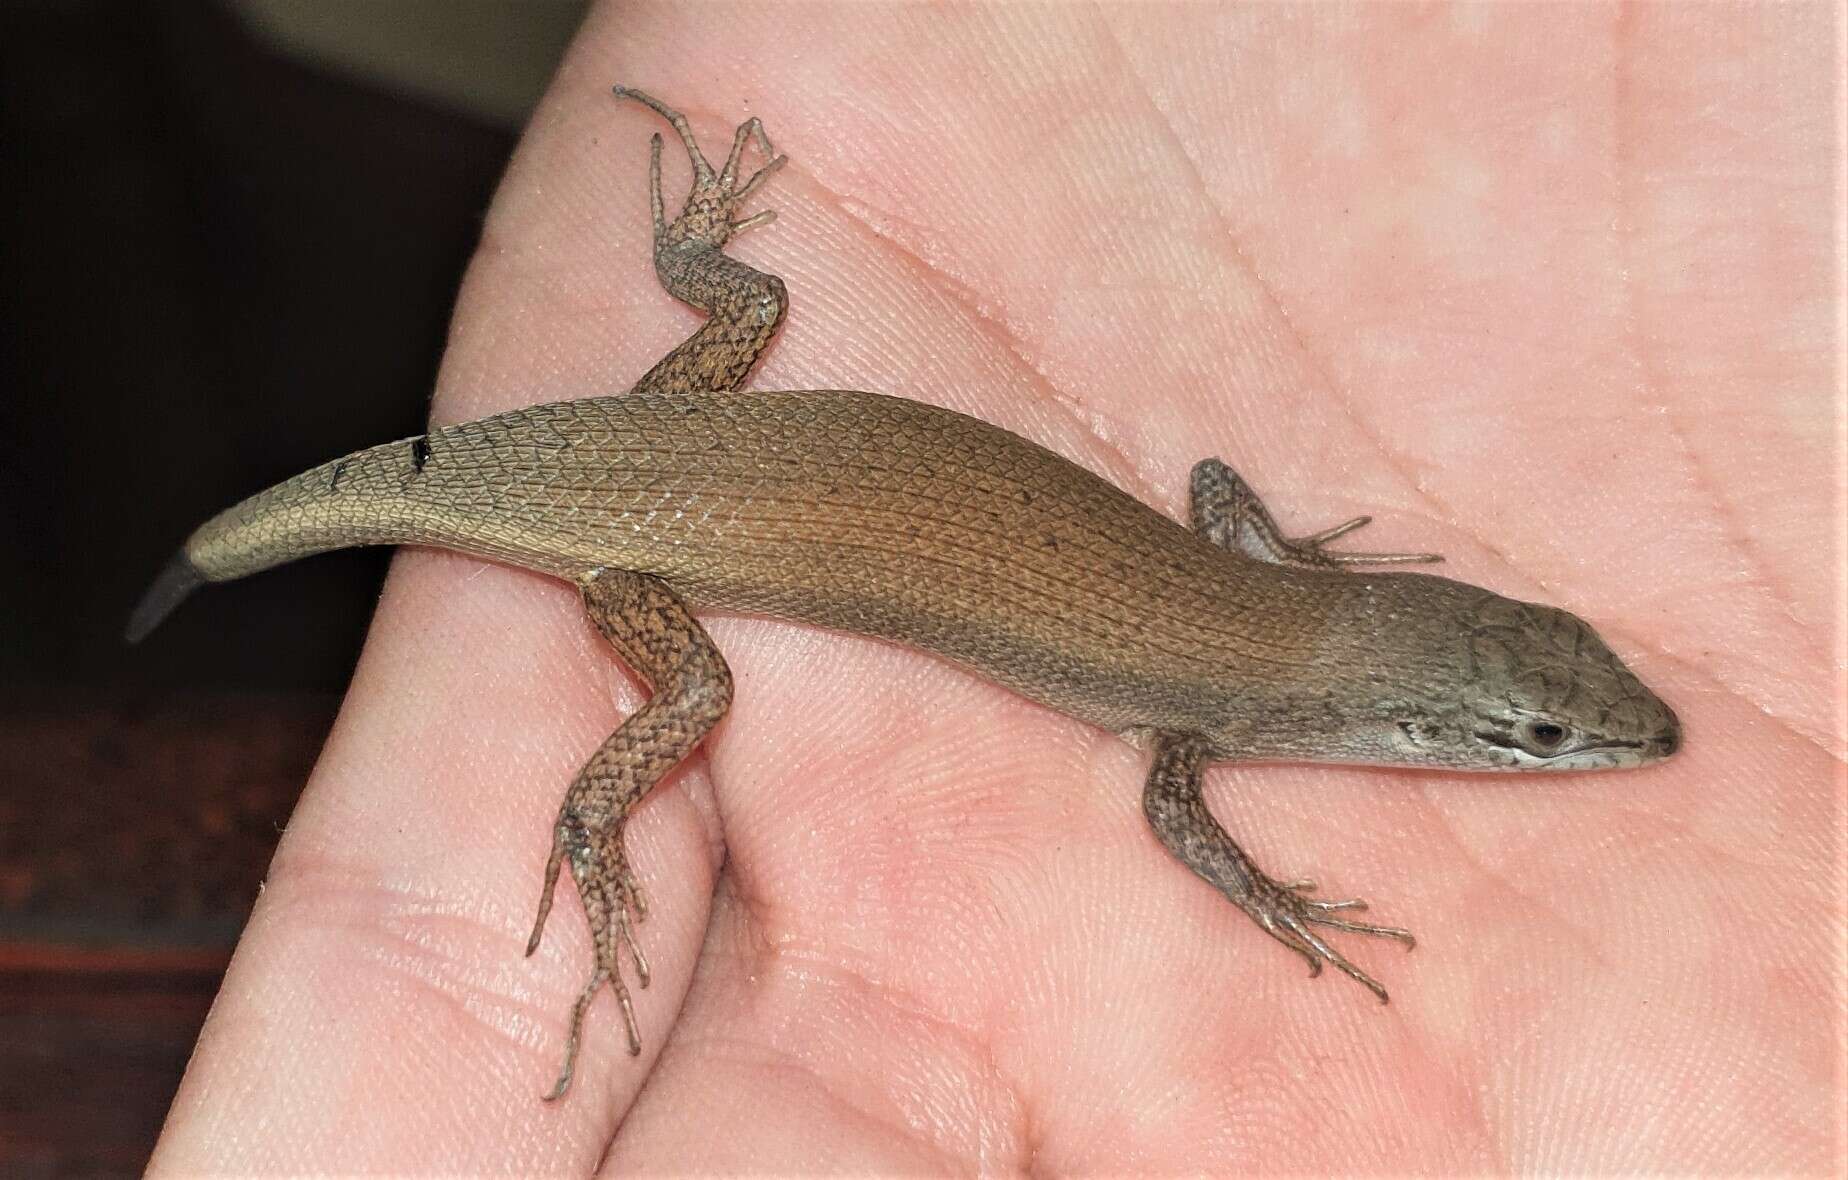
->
173 389 1332 736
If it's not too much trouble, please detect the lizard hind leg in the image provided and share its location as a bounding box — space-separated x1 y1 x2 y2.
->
1188 457 1443 570
523 567 733 1100
613 86 792 397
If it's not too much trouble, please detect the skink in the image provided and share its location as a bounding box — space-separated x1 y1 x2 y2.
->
129 88 1681 1099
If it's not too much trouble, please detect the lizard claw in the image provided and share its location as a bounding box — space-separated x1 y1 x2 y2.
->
1243 874 1415 1003
614 85 784 252
1286 517 1443 568
1188 458 1445 570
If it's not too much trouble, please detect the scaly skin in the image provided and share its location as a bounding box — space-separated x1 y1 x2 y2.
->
135 89 1678 1105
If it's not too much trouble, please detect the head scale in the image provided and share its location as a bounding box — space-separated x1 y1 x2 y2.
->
1384 588 1681 771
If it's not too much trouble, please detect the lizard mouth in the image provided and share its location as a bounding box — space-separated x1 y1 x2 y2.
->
1473 730 1648 767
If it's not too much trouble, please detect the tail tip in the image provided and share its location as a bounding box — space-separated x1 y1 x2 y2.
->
126 550 205 644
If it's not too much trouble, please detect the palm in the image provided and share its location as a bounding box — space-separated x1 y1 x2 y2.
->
154 3 1839 1174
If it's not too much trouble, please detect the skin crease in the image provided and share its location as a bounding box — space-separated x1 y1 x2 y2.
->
148 2 1841 1175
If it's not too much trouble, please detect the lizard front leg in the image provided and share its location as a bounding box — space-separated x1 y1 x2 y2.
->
524 567 733 1099
614 86 790 396
1141 732 1414 1002
1189 457 1442 570
1136 461 1423 1001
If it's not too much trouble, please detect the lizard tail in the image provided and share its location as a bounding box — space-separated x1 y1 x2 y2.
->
124 433 429 641
125 550 206 643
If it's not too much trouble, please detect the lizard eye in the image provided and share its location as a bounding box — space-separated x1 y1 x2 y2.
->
1522 720 1567 750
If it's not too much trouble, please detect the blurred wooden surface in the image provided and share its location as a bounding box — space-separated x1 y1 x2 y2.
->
2 0 522 1171
0 692 334 1177
1 950 229 1178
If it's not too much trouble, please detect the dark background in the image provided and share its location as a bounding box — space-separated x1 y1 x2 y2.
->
1 2 582 1172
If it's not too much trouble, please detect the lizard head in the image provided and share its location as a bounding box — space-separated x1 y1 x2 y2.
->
1378 585 1680 771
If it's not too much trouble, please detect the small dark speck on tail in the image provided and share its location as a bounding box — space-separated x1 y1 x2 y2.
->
125 550 205 643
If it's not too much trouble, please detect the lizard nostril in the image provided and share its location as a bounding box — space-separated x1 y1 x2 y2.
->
1650 711 1682 757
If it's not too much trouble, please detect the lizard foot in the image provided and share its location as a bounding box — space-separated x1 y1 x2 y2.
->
614 85 787 250
1189 457 1443 570
1241 873 1415 1002
528 811 652 1101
